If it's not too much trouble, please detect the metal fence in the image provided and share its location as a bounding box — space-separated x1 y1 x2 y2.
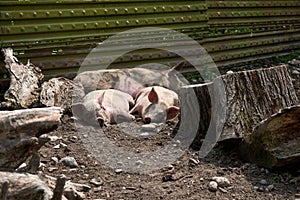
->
1 0 300 84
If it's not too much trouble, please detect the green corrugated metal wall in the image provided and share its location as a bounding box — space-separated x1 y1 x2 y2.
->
1 0 300 84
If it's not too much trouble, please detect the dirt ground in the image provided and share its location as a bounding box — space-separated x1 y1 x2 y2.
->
37 113 300 200
35 55 300 200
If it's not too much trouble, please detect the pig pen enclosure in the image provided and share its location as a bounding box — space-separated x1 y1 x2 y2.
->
1 0 300 199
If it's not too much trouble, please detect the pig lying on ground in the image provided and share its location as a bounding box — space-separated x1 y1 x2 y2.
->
130 86 180 124
72 89 134 127
74 61 187 97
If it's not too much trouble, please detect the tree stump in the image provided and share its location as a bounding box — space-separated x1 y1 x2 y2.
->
217 65 298 141
0 107 62 169
188 65 299 167
0 48 44 109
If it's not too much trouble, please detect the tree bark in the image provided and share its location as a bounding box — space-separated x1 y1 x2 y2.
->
1 48 44 109
0 107 62 169
188 65 298 148
0 171 53 200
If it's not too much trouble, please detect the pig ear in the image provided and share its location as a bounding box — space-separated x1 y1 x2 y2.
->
148 88 158 103
72 103 87 115
166 106 180 120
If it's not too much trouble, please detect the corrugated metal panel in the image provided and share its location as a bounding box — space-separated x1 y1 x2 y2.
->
0 0 300 85
0 0 208 80
204 0 300 67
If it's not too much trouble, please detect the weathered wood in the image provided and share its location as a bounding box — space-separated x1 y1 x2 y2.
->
289 57 300 98
40 77 85 112
220 65 298 141
239 105 300 169
0 107 62 169
52 175 66 200
1 48 44 109
0 171 53 200
188 65 299 158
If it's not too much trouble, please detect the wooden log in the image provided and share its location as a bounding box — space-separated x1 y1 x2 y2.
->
40 77 85 112
0 48 44 109
0 107 62 169
0 171 52 200
239 105 300 169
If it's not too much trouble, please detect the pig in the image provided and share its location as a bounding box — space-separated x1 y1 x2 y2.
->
72 89 135 127
73 61 187 97
130 86 180 124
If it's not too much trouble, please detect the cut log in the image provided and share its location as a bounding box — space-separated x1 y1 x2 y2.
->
239 105 300 169
40 77 85 112
0 107 62 169
0 48 44 109
0 171 53 200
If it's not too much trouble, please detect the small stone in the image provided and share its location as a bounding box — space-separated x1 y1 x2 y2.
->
16 163 27 171
254 186 259 191
140 132 150 137
59 156 79 168
226 70 234 74
208 181 218 192
189 158 199 165
51 157 59 163
212 177 230 187
53 144 60 149
141 124 156 132
90 178 103 186
48 135 60 142
60 142 67 148
258 187 264 192
266 184 274 191
200 178 204 182
115 169 122 174
259 179 268 185
292 70 300 75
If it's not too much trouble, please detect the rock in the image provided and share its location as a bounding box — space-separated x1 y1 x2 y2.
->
239 105 300 169
51 157 59 163
292 70 300 75
266 184 274 191
259 179 268 185
90 178 103 187
115 169 123 174
189 158 199 165
208 181 218 192
141 124 156 132
211 177 230 187
40 77 85 112
59 156 79 168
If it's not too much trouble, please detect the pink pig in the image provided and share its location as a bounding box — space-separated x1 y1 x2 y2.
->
130 86 180 124
72 89 135 127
